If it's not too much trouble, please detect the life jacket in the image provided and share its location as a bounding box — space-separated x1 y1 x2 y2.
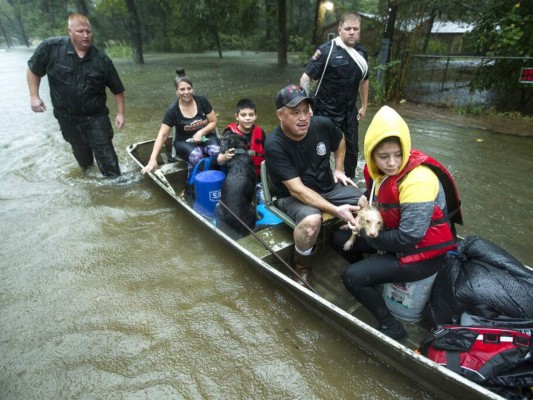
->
364 150 463 265
419 325 533 393
225 123 265 176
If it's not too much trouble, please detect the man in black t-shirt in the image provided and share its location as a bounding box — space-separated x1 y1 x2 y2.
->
27 13 125 177
265 84 363 286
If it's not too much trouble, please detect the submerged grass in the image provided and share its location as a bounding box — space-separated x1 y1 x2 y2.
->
455 105 533 122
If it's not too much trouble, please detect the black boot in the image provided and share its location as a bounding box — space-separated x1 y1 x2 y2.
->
293 250 316 287
378 316 407 340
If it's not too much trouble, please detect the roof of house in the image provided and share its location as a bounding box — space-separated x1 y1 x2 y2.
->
431 21 474 34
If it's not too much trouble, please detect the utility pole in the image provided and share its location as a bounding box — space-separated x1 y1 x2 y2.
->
377 0 399 97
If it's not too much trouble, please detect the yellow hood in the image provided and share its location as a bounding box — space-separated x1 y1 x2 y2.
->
364 106 411 180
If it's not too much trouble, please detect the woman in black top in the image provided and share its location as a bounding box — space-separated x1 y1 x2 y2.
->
142 70 220 177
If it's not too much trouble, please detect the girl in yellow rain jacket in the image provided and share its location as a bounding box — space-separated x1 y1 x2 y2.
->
333 106 462 340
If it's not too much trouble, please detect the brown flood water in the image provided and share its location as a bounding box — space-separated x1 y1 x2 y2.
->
1 49 531 399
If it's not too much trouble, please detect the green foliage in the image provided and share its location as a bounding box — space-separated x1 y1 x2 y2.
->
92 0 129 44
94 0 127 17
174 37 204 53
370 59 401 105
354 0 380 13
467 1 532 57
455 104 485 115
288 34 315 64
465 1 533 107
426 39 448 55
489 110 533 122
454 105 533 120
104 40 132 58
0 0 75 43
220 32 268 51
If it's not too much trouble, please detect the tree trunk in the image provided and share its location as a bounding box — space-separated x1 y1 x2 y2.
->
214 29 223 58
312 0 326 46
0 18 11 48
6 0 29 47
125 0 144 64
277 0 287 67
422 11 435 54
265 0 276 43
17 14 29 47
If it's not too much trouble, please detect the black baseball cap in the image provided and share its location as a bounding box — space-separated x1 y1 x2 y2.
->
275 84 313 109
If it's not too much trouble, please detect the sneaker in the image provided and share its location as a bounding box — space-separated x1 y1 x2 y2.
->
378 317 407 340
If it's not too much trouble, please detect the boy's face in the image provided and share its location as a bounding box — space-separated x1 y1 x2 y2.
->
236 108 257 132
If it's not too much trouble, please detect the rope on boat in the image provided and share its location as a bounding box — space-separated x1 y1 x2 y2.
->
218 200 317 293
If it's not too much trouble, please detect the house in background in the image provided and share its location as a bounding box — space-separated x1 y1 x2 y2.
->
429 21 474 54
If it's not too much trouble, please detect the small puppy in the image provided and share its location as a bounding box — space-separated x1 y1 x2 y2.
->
215 132 256 235
341 206 383 251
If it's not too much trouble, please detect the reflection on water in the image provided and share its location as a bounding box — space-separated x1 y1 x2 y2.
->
1 48 531 400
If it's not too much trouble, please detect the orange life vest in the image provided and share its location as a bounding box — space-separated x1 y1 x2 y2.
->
225 123 265 177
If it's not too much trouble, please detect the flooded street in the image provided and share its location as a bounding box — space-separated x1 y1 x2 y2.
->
1 48 531 399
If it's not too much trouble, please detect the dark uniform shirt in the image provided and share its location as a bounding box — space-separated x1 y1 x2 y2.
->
264 116 342 198
305 41 368 124
28 36 125 120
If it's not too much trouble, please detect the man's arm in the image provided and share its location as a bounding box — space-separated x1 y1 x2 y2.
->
332 135 357 186
300 73 312 96
27 68 46 113
283 177 358 224
333 135 346 175
358 79 369 120
113 92 125 128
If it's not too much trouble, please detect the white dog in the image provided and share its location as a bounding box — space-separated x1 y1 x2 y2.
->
341 204 383 251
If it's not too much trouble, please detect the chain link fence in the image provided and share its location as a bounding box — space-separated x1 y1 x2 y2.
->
403 55 533 113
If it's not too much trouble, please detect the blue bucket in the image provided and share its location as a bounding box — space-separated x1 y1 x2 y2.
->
194 170 225 218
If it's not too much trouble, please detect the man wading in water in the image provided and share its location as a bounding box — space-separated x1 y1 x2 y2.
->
27 13 126 177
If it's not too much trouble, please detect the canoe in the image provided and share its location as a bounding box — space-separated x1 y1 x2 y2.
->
127 139 504 400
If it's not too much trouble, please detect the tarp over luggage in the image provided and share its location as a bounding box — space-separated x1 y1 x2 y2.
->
424 236 533 328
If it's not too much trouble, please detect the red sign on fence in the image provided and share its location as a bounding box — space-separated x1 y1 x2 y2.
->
519 67 533 84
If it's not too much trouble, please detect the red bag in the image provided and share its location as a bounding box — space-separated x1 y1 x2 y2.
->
419 326 532 384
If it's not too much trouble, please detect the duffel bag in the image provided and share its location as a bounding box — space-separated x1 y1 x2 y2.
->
461 312 533 337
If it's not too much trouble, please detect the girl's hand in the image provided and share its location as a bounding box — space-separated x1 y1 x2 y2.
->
141 159 158 175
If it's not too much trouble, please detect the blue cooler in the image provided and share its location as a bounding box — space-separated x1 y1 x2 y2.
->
194 170 225 218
